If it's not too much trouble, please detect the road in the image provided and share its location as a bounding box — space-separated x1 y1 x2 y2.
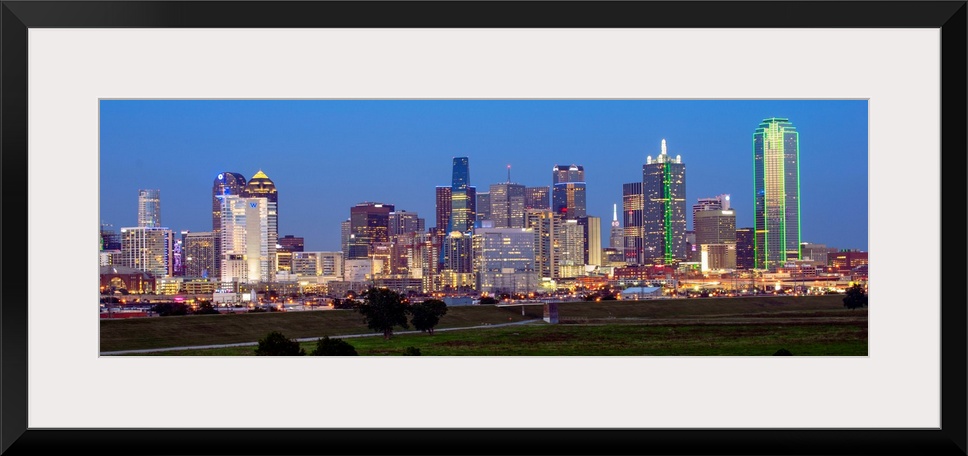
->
99 318 544 356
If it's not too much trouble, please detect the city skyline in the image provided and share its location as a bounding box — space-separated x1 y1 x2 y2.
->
99 100 868 252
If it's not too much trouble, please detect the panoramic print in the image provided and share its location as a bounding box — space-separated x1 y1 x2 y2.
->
99 100 868 356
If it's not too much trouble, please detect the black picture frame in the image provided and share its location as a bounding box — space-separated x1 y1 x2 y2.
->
2 1 965 455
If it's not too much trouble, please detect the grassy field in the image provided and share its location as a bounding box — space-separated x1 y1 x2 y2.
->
102 294 867 356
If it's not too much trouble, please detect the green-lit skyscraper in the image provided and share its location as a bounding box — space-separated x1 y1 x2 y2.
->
753 117 801 270
642 139 687 264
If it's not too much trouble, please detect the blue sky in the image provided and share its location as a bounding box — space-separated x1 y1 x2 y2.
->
99 99 868 252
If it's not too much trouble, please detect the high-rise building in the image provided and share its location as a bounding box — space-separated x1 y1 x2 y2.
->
212 172 247 279
120 226 174 279
292 251 343 278
800 242 830 266
276 235 305 272
442 231 473 273
348 202 394 259
753 117 801 270
579 215 602 267
242 170 278 281
736 227 755 270
137 189 161 228
448 157 476 233
476 192 491 224
340 219 351 256
692 194 731 230
526 210 563 279
490 182 526 228
552 164 587 219
694 210 737 247
389 211 426 236
525 186 550 211
609 204 623 251
435 186 451 231
100 224 122 251
642 139 686 264
218 195 272 285
622 182 644 265
183 231 216 278
559 219 586 278
473 227 538 294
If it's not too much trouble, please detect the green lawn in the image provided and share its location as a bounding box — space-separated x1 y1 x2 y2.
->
105 294 867 356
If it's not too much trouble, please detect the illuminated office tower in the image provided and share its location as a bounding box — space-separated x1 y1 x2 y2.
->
212 172 247 279
490 180 526 228
183 231 216 278
476 192 491 224
120 226 174 278
241 170 278 281
435 186 451 231
735 227 755 270
448 157 477 233
218 195 271 285
692 194 730 230
609 204 623 250
340 219 351 256
348 202 394 259
753 117 801 270
552 164 586 219
578 215 602 267
137 189 161 228
276 235 305 273
526 209 563 279
622 182 644 265
642 139 686 264
525 186 550 211
389 211 426 236
473 227 538 294
559 219 586 278
695 210 737 270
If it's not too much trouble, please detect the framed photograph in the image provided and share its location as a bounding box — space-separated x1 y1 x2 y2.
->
2 1 964 455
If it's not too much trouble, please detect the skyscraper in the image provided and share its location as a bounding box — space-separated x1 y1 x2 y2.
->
218 195 271 285
692 194 731 230
476 192 491 224
348 202 394 259
212 172 247 279
241 170 278 279
389 211 426 236
120 226 174 278
448 157 477 233
525 186 550 211
435 186 451 232
578 215 602 267
552 165 586 219
490 182 526 228
609 203 623 250
694 210 737 246
622 182 644 265
735 227 755 270
642 139 686 264
753 117 801 270
137 189 161 228
473 227 538 294
183 231 216 278
526 209 563 279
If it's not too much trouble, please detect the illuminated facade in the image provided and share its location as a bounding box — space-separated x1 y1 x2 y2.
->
610 203 623 250
489 182 526 228
476 192 491 224
242 170 278 280
448 157 477 233
389 211 425 236
642 139 687 264
526 209 563 279
552 165 586 219
120 226 174 278
348 202 394 259
473 227 538 294
735 227 755 270
753 118 801 270
579 215 602 267
692 194 730 230
435 186 451 231
137 189 161 228
525 186 550 211
183 231 216 278
622 182 644 264
218 195 271 285
212 172 247 279
694 210 737 247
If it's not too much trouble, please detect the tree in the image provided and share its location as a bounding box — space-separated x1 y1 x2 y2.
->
773 348 793 356
355 287 410 340
254 331 305 356
193 301 220 315
151 302 189 316
309 336 358 356
842 284 868 310
478 296 499 305
410 299 448 335
403 346 422 356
